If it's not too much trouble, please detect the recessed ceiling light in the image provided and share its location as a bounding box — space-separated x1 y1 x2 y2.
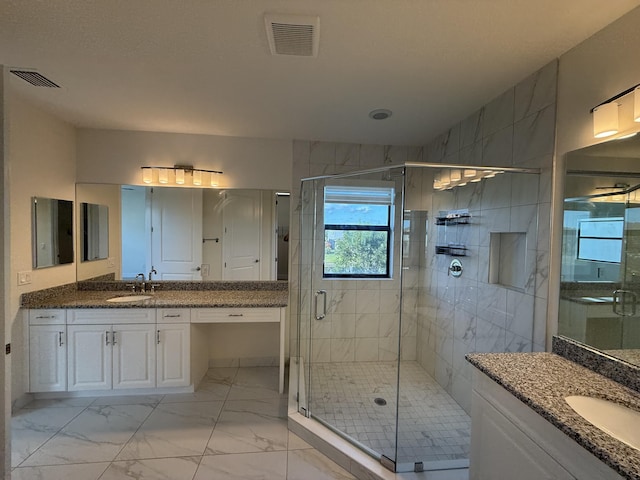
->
369 109 392 120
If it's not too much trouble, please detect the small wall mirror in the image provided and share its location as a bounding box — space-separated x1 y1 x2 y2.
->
81 202 109 262
32 197 74 268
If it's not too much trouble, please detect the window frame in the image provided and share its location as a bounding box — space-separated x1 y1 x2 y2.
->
322 184 394 279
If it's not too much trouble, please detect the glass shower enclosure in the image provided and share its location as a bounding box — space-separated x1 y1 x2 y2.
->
294 162 541 473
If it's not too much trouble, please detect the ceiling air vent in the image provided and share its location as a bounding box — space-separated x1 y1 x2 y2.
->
10 70 60 88
264 13 320 57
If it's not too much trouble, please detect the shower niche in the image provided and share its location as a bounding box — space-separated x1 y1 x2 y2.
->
291 162 542 474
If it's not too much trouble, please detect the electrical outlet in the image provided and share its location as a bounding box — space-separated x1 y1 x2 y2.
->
107 257 115 268
201 264 210 277
17 271 32 286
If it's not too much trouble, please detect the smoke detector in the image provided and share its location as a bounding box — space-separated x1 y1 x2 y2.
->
264 13 320 57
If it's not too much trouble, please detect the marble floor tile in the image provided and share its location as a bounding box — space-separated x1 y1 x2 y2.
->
116 401 223 459
288 431 313 450
11 462 110 480
21 404 154 466
100 456 200 480
194 451 287 480
204 367 238 385
91 394 165 407
227 367 281 400
206 398 288 454
161 380 229 404
22 397 98 409
11 406 86 467
287 448 356 480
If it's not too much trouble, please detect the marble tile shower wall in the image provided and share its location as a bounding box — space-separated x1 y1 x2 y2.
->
290 143 424 364
416 60 557 413
290 59 556 411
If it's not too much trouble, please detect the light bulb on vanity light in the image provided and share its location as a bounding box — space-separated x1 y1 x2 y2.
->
593 102 619 138
159 168 169 184
450 169 462 182
634 86 640 123
210 173 219 187
142 168 153 184
175 168 185 185
193 170 202 186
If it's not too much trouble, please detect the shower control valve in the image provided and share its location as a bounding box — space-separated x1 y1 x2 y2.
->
448 259 463 277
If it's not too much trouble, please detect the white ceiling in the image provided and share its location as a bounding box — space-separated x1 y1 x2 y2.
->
2 0 640 146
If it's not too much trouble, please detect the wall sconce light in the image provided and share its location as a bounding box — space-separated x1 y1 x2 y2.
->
593 102 619 138
591 82 640 138
141 165 223 187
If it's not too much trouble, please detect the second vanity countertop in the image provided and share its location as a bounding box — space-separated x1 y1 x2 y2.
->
21 288 288 309
467 352 640 479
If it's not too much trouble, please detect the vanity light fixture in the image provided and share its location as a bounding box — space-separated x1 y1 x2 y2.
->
141 165 223 187
590 82 640 138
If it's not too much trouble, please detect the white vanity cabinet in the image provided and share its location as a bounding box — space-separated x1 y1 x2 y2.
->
29 310 67 392
67 309 156 391
471 369 624 480
156 309 190 387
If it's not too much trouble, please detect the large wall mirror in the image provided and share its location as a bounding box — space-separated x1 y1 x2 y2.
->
76 184 289 282
559 134 640 367
32 197 74 268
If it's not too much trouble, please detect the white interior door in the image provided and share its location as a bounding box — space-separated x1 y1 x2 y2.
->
151 187 203 280
222 190 262 280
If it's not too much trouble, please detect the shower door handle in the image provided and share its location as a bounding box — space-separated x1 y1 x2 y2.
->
613 289 637 316
315 290 327 320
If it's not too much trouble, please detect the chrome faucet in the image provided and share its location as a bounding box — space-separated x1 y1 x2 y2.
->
148 267 157 281
135 273 146 293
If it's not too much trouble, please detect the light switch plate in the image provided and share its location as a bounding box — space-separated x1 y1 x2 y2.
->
17 271 32 286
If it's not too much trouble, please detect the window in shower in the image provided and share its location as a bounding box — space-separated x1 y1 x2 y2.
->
323 184 394 278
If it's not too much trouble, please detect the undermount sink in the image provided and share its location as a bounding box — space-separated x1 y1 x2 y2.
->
565 395 640 450
106 295 152 303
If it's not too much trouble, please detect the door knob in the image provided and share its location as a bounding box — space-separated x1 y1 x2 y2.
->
195 266 201 271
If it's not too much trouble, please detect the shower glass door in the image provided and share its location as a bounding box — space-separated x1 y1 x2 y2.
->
300 169 404 469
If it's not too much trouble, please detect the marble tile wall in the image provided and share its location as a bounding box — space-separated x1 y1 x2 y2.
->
291 144 421 364
416 60 557 413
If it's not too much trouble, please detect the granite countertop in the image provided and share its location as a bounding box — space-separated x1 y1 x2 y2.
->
21 289 289 309
467 352 640 479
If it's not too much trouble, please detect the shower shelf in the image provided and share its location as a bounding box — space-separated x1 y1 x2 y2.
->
435 244 467 256
435 214 471 226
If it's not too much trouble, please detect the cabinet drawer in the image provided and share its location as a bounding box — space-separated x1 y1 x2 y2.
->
192 307 280 323
157 308 191 324
68 309 155 325
29 309 66 325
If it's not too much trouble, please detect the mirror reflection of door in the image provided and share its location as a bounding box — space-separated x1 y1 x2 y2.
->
119 186 286 281
151 187 203 280
222 190 262 280
276 193 290 281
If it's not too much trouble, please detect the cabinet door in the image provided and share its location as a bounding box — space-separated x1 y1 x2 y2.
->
112 324 156 389
470 391 575 480
156 323 190 388
68 325 112 391
29 325 67 392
